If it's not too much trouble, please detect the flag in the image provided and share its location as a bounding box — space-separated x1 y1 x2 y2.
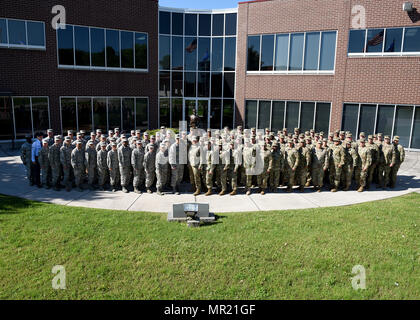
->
365 30 384 52
185 39 197 53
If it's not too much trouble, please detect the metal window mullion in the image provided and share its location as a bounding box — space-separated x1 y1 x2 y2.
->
119 31 122 70
59 98 63 134
272 34 276 71
25 21 28 48
297 101 302 128
363 29 368 53
313 102 317 130
104 29 107 68
356 103 361 136
409 106 415 148
6 19 9 46
287 33 291 71
269 100 273 131
382 28 387 53
133 32 136 70
11 97 16 140
373 104 379 133
317 32 322 71
29 97 34 137
284 101 287 128
89 27 92 68
401 27 406 53
256 100 260 129
258 35 262 71
73 26 76 66
47 97 51 129
75 97 79 132
391 105 396 137
120 98 123 131
91 98 94 132
302 32 306 71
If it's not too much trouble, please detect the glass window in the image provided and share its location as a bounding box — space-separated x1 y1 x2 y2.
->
348 29 366 53
159 71 170 97
341 104 359 136
159 98 170 128
122 98 135 131
159 35 170 70
274 34 289 71
0 97 14 140
198 37 211 71
172 71 183 97
184 72 196 97
258 101 271 130
223 73 235 98
247 35 260 71
185 14 197 36
106 29 120 68
197 100 209 128
376 105 394 136
93 98 107 131
223 100 234 129
198 72 210 97
135 98 148 131
358 104 376 136
403 27 420 52
108 98 121 129
159 11 171 34
304 32 320 71
77 98 92 132
212 14 224 36
57 25 74 65
300 102 315 132
260 35 274 71
27 21 45 47
121 31 134 69
366 29 384 53
172 36 183 70
74 26 90 66
211 73 223 98
13 97 32 138
271 101 285 131
172 13 183 36
225 13 237 36
91 28 105 67
211 38 223 71
0 19 7 44
394 106 413 147
135 33 147 69
286 101 299 129
31 97 49 134
210 99 222 129
320 31 336 70
184 37 197 71
245 100 257 129
171 98 183 129
224 37 236 71
8 19 26 46
384 28 403 53
315 103 331 134
199 14 211 36
411 107 420 149
289 33 304 71
61 98 77 133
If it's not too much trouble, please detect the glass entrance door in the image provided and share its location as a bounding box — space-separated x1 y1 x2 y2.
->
0 97 14 140
183 98 209 129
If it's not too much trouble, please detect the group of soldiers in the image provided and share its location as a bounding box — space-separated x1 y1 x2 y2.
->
20 126 405 196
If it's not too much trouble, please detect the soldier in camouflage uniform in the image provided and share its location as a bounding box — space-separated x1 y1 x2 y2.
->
169 134 186 195
257 143 273 195
38 138 51 189
311 140 329 192
45 129 55 147
189 136 202 196
243 137 258 196
144 144 156 194
60 136 73 192
284 140 299 192
329 138 345 192
85 141 97 190
390 136 405 188
107 143 120 192
296 140 311 192
49 136 63 191
204 141 216 196
380 136 395 189
131 140 145 194
366 135 379 189
20 135 33 185
341 140 357 191
355 139 372 192
118 137 133 193
97 142 109 191
71 141 86 192
269 142 283 192
155 143 169 196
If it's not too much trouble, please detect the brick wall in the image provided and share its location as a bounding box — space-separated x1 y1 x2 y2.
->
236 0 420 131
0 0 159 132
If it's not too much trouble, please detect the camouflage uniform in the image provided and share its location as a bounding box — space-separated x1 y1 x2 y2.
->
20 141 32 184
329 142 345 191
355 142 372 191
169 139 186 193
144 147 156 191
269 144 284 191
296 143 311 191
367 140 379 188
131 143 145 192
118 143 133 192
311 146 329 190
60 141 73 191
188 141 202 195
155 145 169 194
204 145 217 195
381 140 395 188
49 142 62 189
107 147 120 191
38 142 51 188
284 143 299 191
97 145 109 189
85 144 97 188
390 140 405 188
71 145 86 190
257 147 273 193
341 143 357 190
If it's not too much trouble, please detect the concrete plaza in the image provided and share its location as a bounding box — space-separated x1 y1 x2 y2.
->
1 146 420 213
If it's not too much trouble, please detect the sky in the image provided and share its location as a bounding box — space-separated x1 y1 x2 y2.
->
159 0 239 10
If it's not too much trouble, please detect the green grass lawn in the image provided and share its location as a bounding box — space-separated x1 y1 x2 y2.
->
0 193 419 300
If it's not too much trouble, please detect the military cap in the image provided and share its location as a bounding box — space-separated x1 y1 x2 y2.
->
265 128 270 132
110 137 117 142
333 138 340 142
378 133 383 137
192 136 198 141
359 138 366 143
160 143 166 148
305 136 311 140
90 132 95 136
175 134 180 139
323 138 328 142
360 132 366 136
368 135 373 139
251 127 256 131
320 131 325 136
121 137 128 141
75 141 82 145
282 128 287 131
150 135 155 139
100 142 107 147
237 126 243 130
111 142 117 147
384 135 390 140
310 129 315 133
339 131 345 135
42 138 49 144
80 130 86 134
393 136 400 141
315 133 320 137
136 130 141 134
96 129 102 133
346 133 353 137
144 132 149 136
76 132 81 136
64 136 71 142
47 129 53 133
108 130 113 134
373 134 377 138
316 140 322 144
55 135 63 140
101 134 106 139
279 134 285 139
87 141 94 146
299 139 305 143
136 140 142 145
114 128 120 132
294 127 299 131
207 128 211 132
160 126 166 130
272 141 278 147
305 131 310 135
67 130 73 134
251 134 256 139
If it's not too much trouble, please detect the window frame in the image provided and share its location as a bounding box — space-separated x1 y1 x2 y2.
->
0 18 45 50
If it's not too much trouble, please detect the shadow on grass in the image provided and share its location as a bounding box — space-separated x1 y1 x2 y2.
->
0 194 44 215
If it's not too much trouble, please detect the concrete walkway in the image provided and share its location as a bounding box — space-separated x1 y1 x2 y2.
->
1 146 420 213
